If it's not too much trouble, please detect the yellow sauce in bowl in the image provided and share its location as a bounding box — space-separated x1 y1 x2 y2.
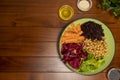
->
59 5 74 20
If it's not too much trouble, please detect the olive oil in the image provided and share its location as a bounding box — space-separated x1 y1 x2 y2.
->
59 5 74 20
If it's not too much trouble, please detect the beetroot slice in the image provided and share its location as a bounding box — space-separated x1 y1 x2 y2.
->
61 43 88 69
68 58 82 69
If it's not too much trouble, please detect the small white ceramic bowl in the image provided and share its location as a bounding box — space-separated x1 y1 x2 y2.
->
77 0 92 11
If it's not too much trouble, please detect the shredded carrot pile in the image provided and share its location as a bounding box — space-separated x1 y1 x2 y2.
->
61 23 85 44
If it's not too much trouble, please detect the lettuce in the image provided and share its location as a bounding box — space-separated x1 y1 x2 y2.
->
79 53 105 72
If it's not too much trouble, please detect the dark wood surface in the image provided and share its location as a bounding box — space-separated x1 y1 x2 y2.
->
0 0 120 80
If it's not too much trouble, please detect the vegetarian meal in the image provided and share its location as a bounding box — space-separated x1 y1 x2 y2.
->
60 21 108 72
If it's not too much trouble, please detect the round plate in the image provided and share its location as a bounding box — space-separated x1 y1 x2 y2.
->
58 18 115 75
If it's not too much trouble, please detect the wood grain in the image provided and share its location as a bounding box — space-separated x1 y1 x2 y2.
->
0 42 119 57
0 0 120 80
0 57 119 72
0 24 119 42
0 73 108 80
0 13 119 27
0 0 104 14
0 42 57 56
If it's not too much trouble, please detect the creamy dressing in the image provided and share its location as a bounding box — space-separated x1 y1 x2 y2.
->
77 0 92 11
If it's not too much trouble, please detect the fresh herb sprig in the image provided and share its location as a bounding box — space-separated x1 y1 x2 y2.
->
97 0 120 18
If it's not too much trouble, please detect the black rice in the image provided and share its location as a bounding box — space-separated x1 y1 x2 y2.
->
81 21 104 40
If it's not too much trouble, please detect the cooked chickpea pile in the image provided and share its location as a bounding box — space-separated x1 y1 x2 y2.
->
83 37 108 58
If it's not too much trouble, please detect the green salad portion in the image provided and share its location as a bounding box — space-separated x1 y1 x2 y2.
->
79 53 105 72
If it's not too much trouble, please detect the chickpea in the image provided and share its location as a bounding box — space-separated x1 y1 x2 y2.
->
83 38 108 58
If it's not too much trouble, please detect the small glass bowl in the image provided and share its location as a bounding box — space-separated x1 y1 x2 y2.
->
59 5 74 20
107 68 120 80
77 0 92 11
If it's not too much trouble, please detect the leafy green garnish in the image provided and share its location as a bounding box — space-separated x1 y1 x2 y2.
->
97 0 120 18
79 53 105 72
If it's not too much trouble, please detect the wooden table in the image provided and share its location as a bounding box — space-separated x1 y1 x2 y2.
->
0 0 120 80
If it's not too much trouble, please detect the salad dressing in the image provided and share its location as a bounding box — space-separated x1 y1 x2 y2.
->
59 5 74 20
77 0 92 11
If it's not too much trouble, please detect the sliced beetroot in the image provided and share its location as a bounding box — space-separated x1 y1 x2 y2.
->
61 43 88 69
68 58 82 69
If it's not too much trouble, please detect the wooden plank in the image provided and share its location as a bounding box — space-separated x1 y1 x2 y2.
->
0 27 61 42
0 13 118 27
0 25 119 42
0 73 108 80
0 41 119 57
0 0 105 14
0 42 57 56
0 57 119 72
0 57 71 72
0 14 61 27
